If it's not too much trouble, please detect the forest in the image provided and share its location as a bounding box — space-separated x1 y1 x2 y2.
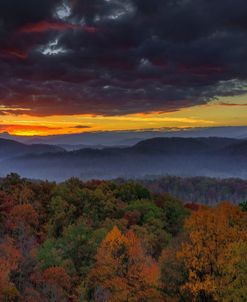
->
141 176 247 205
0 173 246 302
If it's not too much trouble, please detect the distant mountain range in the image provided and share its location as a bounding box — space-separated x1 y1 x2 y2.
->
0 138 64 160
0 126 247 147
0 137 246 181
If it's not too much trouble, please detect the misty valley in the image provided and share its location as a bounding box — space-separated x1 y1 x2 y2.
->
0 137 247 181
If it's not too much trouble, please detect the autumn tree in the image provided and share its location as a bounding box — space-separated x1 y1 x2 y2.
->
7 204 39 259
0 191 14 230
177 202 247 302
8 204 38 232
159 235 190 302
89 226 161 302
42 267 71 302
217 241 247 301
5 204 40 299
0 237 21 301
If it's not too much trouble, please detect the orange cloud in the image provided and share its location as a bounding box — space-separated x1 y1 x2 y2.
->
0 124 62 136
0 123 92 136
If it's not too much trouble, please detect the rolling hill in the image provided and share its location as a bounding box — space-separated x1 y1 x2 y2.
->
0 138 64 160
0 137 246 180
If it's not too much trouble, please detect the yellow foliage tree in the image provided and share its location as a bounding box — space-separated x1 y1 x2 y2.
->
89 226 162 302
177 202 247 301
217 241 247 301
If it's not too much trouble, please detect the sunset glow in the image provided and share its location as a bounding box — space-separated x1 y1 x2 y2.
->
0 98 246 136
0 0 247 138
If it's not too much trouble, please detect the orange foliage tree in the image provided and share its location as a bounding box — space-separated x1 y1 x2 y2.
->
42 267 71 302
89 226 161 302
177 202 247 301
8 204 38 233
0 237 21 301
217 241 247 301
3 204 40 301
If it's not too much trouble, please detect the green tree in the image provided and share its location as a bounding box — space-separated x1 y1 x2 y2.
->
115 182 151 202
240 200 247 212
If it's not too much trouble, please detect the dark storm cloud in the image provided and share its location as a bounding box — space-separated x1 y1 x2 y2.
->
0 0 60 30
1 0 247 116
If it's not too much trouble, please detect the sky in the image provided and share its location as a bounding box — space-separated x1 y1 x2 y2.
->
0 0 247 136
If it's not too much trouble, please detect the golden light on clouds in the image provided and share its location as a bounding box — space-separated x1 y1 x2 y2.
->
0 96 247 136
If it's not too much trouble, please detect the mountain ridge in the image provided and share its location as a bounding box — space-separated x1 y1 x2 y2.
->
0 137 246 180
0 138 65 160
